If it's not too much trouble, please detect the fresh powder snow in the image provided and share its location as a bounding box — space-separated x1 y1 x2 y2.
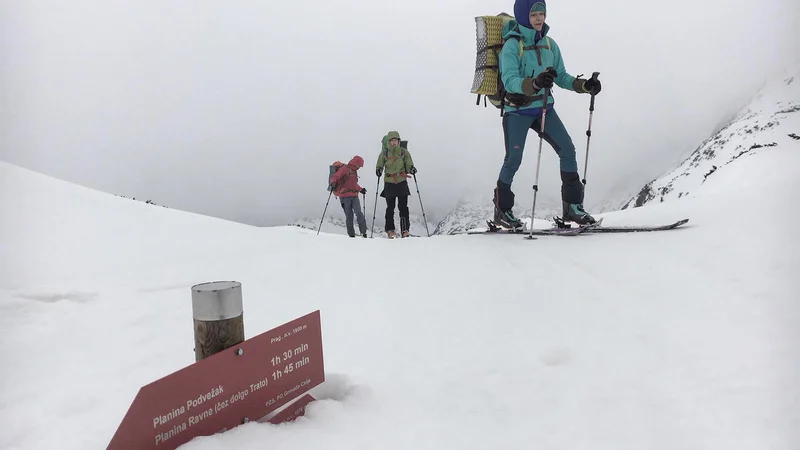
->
2 60 800 450
1 126 798 449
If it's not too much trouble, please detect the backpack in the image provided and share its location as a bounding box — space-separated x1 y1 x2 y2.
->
328 161 345 191
470 13 525 115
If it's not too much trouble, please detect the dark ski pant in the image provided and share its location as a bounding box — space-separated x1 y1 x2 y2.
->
496 108 583 210
340 196 367 237
385 195 409 233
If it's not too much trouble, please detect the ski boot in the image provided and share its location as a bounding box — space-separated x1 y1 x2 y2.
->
562 201 596 225
401 231 410 238
560 171 596 226
493 207 524 230
492 180 523 230
362 233 368 238
387 230 397 239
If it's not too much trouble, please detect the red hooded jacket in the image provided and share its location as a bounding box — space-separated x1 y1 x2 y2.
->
330 156 364 198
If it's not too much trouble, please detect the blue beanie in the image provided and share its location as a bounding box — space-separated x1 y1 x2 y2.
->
514 0 546 28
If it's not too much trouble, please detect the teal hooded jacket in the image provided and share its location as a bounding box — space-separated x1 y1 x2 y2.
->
499 21 585 115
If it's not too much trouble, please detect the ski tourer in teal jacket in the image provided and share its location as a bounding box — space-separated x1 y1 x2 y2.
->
498 20 592 115
490 0 602 231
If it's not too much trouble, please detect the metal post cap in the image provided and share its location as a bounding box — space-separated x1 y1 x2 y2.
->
191 281 243 321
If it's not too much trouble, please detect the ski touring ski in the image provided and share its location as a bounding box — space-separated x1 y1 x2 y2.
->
465 217 689 237
524 217 604 238
467 217 605 238
580 218 689 233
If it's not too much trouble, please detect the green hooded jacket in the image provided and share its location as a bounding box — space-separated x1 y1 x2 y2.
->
376 131 414 184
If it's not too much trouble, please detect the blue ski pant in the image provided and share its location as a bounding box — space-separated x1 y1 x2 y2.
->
498 107 579 186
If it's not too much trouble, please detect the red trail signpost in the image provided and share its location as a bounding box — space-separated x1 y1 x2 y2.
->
107 310 324 449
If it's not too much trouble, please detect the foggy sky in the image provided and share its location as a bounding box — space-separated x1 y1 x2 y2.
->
2 0 799 226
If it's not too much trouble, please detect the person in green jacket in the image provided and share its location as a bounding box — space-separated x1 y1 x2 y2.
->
492 0 602 229
376 131 416 238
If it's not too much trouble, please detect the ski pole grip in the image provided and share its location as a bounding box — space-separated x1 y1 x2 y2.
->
588 72 599 110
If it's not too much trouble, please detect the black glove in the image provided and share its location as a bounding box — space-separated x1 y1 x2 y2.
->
360 188 367 194
536 67 557 88
330 181 337 189
521 67 556 96
409 166 417 175
583 76 601 95
376 168 383 177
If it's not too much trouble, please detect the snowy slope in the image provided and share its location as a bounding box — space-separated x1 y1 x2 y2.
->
622 62 800 209
1 124 800 450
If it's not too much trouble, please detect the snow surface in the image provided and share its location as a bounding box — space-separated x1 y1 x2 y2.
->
1 143 799 449
2 82 800 447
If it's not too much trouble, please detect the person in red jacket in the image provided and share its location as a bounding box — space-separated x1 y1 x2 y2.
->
330 155 368 238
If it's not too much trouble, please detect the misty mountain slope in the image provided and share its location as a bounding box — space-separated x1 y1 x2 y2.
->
432 199 494 235
622 63 800 209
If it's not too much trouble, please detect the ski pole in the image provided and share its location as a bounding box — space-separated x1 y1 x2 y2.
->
528 85 551 241
362 191 367 235
412 173 430 237
582 71 600 186
317 189 333 235
370 175 380 238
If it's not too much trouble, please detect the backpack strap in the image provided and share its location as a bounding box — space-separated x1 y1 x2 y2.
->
386 147 407 164
511 23 523 58
383 146 409 180
493 37 524 116
339 167 360 194
500 25 524 114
